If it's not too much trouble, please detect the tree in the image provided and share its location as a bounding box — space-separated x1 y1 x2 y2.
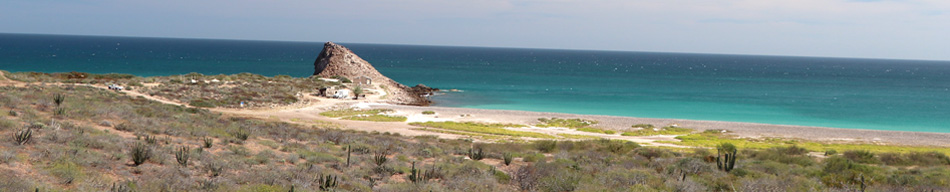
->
353 86 363 99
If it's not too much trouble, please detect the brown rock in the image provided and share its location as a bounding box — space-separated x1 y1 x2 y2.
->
313 42 432 105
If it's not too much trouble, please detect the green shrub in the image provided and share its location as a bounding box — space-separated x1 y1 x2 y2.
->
534 140 558 153
631 124 655 129
47 160 83 184
536 118 597 128
843 150 878 164
824 149 838 156
422 111 436 115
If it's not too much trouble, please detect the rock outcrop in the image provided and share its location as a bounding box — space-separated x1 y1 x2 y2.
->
313 42 431 105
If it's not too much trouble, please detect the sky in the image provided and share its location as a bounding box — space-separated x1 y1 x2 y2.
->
2 0 949 61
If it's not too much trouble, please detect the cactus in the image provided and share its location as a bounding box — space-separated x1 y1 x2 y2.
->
374 151 388 167
110 182 132 192
288 185 295 192
202 137 213 148
345 145 352 167
468 147 484 160
175 146 190 166
53 93 65 107
206 162 224 177
14 128 32 145
144 135 157 144
408 162 430 183
503 152 513 166
319 174 338 191
54 107 66 117
716 142 737 172
130 142 152 166
233 129 250 141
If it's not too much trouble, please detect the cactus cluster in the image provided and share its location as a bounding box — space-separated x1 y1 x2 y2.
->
14 128 32 145
319 174 338 191
130 142 152 166
202 137 214 148
373 151 388 167
175 146 190 166
408 162 432 183
468 147 484 160
716 143 737 172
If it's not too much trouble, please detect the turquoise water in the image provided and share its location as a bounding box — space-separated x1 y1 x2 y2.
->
3 33 950 132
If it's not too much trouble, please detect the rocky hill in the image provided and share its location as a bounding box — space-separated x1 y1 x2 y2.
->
312 42 433 105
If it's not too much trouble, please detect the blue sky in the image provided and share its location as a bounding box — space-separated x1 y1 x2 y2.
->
2 0 949 60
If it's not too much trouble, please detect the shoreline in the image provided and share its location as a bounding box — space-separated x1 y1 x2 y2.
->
368 103 950 147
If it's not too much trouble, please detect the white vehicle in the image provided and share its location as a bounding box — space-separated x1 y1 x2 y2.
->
108 84 124 91
334 89 351 99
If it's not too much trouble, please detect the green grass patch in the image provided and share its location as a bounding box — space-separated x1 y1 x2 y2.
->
576 127 617 134
411 128 506 140
319 108 393 118
557 133 601 140
342 115 407 122
536 118 597 128
621 126 693 136
410 121 553 139
662 132 950 155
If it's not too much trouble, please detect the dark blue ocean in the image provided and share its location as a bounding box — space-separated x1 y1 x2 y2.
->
3 33 950 133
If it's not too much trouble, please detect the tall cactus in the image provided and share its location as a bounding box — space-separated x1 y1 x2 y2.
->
175 146 190 166
716 142 737 172
408 161 430 183
319 174 338 191
345 145 352 167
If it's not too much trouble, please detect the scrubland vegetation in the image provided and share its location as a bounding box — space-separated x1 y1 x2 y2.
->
6 71 336 108
2 72 950 191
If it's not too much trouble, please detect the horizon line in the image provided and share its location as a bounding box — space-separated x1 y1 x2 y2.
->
4 32 949 63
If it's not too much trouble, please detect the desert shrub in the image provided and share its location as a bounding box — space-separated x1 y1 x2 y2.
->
843 150 878 164
47 159 84 184
522 153 545 163
749 146 815 166
421 111 435 115
599 140 640 154
189 99 217 108
635 147 671 161
824 149 838 156
881 151 950 166
534 140 558 153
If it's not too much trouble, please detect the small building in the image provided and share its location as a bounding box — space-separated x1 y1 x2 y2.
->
353 76 372 86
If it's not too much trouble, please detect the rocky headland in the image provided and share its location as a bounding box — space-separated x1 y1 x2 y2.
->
312 42 435 105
